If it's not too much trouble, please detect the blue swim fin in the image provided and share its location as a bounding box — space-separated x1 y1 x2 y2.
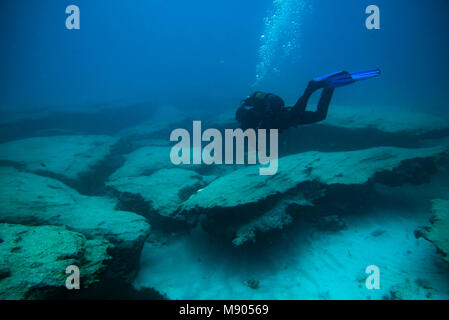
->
314 69 381 89
350 69 381 81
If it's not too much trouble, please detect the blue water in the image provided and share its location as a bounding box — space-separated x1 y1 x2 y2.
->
1 0 448 114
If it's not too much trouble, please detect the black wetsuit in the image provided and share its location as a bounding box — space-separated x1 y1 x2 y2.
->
236 81 334 132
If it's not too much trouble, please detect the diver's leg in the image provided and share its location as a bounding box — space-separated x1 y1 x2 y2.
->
292 81 318 113
314 87 334 120
291 87 335 125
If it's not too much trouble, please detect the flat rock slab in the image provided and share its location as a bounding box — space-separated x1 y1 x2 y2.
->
324 106 449 135
0 167 151 281
116 118 190 139
108 168 215 218
418 199 449 265
109 146 175 180
181 146 448 246
183 146 447 211
0 135 118 181
0 223 110 299
110 145 237 182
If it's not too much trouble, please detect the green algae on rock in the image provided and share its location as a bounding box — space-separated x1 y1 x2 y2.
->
0 167 151 281
0 223 111 300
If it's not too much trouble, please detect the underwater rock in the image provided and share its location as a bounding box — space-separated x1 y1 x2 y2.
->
116 118 191 141
0 135 118 183
108 145 218 191
180 146 448 246
323 106 449 136
416 199 449 265
0 223 110 299
108 168 215 219
109 146 176 180
132 138 172 149
231 199 298 247
0 167 151 282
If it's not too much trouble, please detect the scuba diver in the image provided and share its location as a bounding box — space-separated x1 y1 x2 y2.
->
236 69 381 132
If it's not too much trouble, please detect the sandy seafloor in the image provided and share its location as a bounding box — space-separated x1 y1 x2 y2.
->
135 171 449 300
135 214 449 299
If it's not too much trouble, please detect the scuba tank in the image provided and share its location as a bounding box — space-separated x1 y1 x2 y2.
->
236 91 285 129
